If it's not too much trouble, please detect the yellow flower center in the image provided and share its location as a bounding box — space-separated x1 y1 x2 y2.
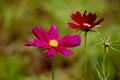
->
49 39 58 47
83 23 91 27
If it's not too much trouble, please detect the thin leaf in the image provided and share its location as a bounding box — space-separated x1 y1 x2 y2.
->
96 68 103 80
110 47 119 52
105 73 110 80
106 35 111 42
94 43 103 48
90 74 95 80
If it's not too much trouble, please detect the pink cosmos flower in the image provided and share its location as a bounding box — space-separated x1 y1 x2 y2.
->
25 24 81 57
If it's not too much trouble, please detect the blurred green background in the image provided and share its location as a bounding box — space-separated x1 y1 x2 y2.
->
0 0 120 80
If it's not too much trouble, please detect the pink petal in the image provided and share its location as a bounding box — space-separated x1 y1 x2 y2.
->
59 34 81 48
68 23 80 29
56 47 73 56
24 39 49 48
48 24 59 40
32 27 49 43
46 48 57 57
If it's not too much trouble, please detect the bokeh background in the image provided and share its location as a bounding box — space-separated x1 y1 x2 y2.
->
0 0 120 80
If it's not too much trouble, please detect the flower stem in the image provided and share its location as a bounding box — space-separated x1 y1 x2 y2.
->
84 31 87 80
52 57 54 80
103 46 106 80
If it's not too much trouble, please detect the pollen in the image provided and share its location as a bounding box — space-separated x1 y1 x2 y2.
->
49 39 58 47
83 23 91 27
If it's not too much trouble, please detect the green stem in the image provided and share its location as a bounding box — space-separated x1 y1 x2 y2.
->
84 31 87 80
52 57 54 80
103 46 106 80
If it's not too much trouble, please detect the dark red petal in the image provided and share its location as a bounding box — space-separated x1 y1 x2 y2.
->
83 10 87 22
68 23 80 29
76 11 84 23
71 13 83 24
91 18 104 27
83 10 87 17
87 13 97 24
76 11 82 18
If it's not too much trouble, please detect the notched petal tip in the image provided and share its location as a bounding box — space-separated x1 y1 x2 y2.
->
100 18 104 22
32 26 49 43
57 47 73 56
91 18 104 27
24 42 34 47
71 13 76 19
75 35 81 43
70 35 81 46
76 11 81 15
83 10 87 16
96 18 104 24
49 24 59 40
59 34 81 48
24 42 30 46
64 49 73 56
24 39 49 48
51 24 57 28
46 48 57 57
50 24 58 32
32 27 39 33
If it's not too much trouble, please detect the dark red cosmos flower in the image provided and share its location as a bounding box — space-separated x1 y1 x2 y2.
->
25 24 81 57
68 10 104 31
